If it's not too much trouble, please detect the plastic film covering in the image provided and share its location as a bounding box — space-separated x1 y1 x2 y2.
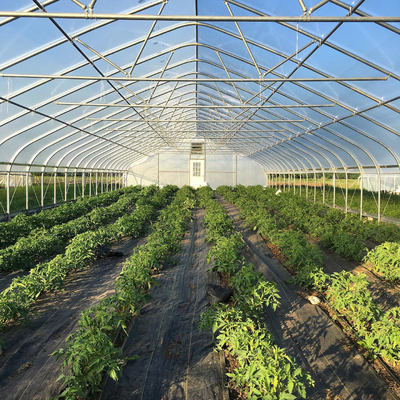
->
0 0 399 177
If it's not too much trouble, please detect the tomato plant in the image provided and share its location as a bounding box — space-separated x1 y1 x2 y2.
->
364 242 400 283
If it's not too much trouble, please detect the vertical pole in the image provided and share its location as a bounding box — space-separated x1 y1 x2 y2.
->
158 153 160 187
333 172 336 208
378 170 381 222
101 172 104 193
54 172 57 204
106 173 109 192
345 171 348 214
306 173 309 199
293 173 296 195
313 172 317 203
95 172 98 195
6 171 10 216
74 172 77 200
41 172 44 207
299 173 302 196
360 171 363 219
235 154 238 186
322 172 325 204
283 174 285 191
89 172 92 196
65 172 68 201
82 172 85 198
26 171 29 210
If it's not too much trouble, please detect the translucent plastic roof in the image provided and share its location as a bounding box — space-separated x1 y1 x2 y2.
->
0 0 399 174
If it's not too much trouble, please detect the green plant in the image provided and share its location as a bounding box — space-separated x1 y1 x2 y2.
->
364 242 400 283
206 233 244 276
326 271 380 331
363 307 400 364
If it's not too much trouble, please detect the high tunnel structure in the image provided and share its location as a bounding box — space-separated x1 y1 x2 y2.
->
0 0 399 220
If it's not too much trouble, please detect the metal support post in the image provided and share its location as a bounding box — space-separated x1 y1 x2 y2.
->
101 173 104 193
95 172 98 195
333 172 336 208
299 174 302 196
360 172 363 219
26 171 29 210
82 172 85 198
89 172 92 196
378 170 381 222
74 172 77 200
345 171 348 213
293 173 296 195
314 172 317 203
41 172 44 207
322 172 325 204
235 154 238 186
306 173 309 199
54 172 57 204
6 172 10 216
65 172 68 201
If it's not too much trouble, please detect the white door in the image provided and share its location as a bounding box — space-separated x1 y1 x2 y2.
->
189 159 205 188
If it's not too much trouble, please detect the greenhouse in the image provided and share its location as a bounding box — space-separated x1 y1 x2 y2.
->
0 1 400 399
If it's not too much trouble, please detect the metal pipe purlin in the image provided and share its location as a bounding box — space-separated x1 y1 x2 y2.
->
54 101 337 108
0 73 389 82
0 12 399 22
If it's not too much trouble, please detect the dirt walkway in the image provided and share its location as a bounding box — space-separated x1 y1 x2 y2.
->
218 196 396 400
0 235 147 400
100 209 227 400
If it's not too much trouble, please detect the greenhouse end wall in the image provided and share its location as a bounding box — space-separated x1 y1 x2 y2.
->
127 152 266 188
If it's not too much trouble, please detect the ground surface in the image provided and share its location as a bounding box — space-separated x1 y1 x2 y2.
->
100 209 228 400
0 235 145 400
217 196 396 400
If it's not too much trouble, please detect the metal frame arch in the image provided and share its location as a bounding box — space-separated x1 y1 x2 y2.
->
265 144 311 173
281 128 350 172
0 1 399 193
269 140 327 172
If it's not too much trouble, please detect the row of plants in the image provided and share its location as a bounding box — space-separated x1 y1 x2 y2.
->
226 185 400 285
225 185 400 261
0 186 159 272
216 186 326 289
0 187 133 249
197 186 314 400
0 185 178 328
217 186 400 367
51 186 196 399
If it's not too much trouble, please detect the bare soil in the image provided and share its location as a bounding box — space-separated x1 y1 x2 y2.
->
99 209 228 400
